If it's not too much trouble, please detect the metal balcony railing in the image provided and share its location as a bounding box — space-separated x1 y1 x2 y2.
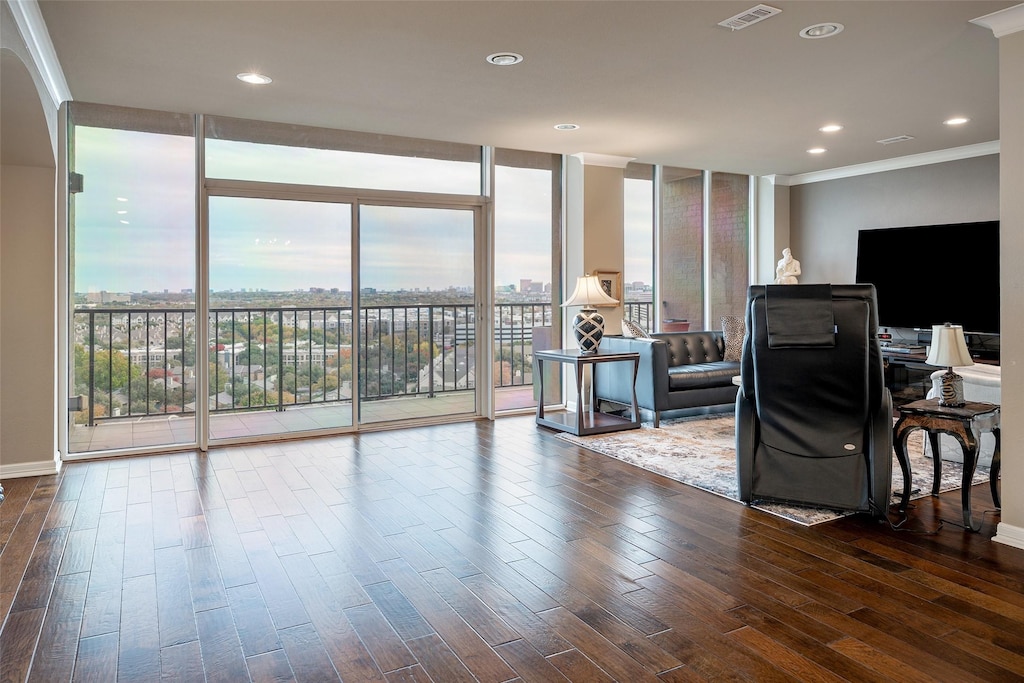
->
72 302 562 425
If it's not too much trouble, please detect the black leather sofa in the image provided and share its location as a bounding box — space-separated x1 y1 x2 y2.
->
594 331 739 427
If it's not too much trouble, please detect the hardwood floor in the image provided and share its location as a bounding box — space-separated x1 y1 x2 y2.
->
1 415 1022 682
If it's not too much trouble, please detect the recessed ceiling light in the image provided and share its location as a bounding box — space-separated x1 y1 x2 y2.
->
117 210 128 215
944 117 970 126
237 72 272 85
554 123 580 131
807 147 827 154
800 23 844 39
819 124 843 133
120 220 130 225
116 197 128 202
486 52 523 66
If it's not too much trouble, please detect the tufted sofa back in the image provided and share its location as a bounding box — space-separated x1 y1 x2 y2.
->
651 331 725 367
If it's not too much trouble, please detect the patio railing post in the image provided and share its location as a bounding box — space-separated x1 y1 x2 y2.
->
277 309 285 411
87 311 95 426
428 307 435 398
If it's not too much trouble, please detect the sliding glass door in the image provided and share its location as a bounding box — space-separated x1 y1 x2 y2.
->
207 197 354 440
67 103 499 453
358 204 477 424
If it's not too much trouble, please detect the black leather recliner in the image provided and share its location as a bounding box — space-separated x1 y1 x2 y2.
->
735 284 892 515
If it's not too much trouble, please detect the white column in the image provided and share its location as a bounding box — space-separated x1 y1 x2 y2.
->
563 153 632 410
972 3 1024 548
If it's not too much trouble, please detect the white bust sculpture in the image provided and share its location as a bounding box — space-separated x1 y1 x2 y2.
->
774 247 801 285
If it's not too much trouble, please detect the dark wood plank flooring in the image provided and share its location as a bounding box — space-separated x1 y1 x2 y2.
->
1 416 1022 682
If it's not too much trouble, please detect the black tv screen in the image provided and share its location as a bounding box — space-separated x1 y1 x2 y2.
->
855 221 1000 334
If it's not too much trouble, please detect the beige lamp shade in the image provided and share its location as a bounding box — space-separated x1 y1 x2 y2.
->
925 323 974 368
561 274 619 308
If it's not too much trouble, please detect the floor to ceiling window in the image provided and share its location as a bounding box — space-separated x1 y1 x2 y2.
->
659 167 706 331
708 172 750 325
654 168 751 333
623 163 654 330
67 105 197 454
493 149 561 411
66 103 507 454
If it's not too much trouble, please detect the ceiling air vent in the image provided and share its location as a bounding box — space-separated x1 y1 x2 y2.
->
718 4 782 30
876 135 915 145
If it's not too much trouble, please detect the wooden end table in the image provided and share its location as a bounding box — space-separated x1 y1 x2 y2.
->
534 348 640 436
893 398 1000 532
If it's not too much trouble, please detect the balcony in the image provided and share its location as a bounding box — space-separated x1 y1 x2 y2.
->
69 301 578 451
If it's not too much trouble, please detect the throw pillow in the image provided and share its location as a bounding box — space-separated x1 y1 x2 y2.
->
622 319 651 339
721 314 744 362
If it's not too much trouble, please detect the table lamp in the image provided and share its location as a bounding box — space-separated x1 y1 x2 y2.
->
561 274 619 353
925 322 974 407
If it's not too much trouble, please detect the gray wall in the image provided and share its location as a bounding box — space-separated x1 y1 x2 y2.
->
790 155 999 285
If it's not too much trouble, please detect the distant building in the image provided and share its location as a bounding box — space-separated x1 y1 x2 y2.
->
86 291 131 305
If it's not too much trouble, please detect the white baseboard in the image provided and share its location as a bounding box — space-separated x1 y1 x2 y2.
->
992 522 1024 551
0 456 61 479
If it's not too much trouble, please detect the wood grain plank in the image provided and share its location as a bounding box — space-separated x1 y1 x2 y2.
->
238 530 308 629
545 648 616 683
379 558 517 683
117 574 161 682
123 502 155 579
724 603 892 683
278 551 387 682
11 525 70 612
383 664 434 683
420 567 520 647
459 572 571 657
278 622 341 682
226 582 282 657
59 527 98 577
537 607 662 683
185 544 228 612
0 607 45 683
403 633 477 683
73 632 119 683
159 640 204 681
196 606 250 683
246 649 297 683
343 602 417 673
155 545 198 647
26 571 89 683
493 638 572 683
205 508 255 589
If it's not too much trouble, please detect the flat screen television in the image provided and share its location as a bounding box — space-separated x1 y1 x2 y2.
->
855 221 999 334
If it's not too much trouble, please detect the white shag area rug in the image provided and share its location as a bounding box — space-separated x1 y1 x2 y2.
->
556 412 991 526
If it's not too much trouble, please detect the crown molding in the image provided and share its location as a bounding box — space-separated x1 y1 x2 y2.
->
571 153 635 168
7 0 71 108
971 3 1024 38
779 141 1000 187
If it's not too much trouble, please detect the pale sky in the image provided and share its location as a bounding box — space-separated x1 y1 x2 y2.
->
73 127 650 294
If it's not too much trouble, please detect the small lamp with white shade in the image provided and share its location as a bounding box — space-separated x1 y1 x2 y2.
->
561 274 619 353
925 323 974 407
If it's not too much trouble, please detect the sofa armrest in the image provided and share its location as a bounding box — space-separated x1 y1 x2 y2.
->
594 336 669 411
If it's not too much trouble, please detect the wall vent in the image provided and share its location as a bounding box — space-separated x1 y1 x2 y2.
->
877 135 915 145
718 4 782 30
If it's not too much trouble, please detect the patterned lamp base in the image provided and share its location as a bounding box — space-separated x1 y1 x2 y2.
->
936 368 965 407
572 307 606 353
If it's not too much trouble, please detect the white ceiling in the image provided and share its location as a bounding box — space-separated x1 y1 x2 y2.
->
33 0 1015 176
